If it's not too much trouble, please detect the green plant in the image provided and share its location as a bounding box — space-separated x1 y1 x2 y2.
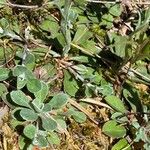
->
0 0 149 149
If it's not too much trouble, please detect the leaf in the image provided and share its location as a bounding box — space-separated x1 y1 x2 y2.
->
56 119 67 129
17 76 27 89
63 70 79 97
34 81 48 102
102 120 126 138
100 84 114 96
32 98 44 112
24 53 35 70
73 25 91 44
81 40 100 55
18 136 28 150
20 108 38 121
123 86 143 113
112 36 128 58
0 83 7 97
13 65 35 80
72 111 87 123
0 68 10 81
112 138 131 150
101 14 114 28
27 79 42 93
35 135 48 147
47 132 60 145
49 93 68 109
70 55 92 63
42 103 52 112
109 4 122 17
41 116 57 131
0 0 6 8
23 124 36 139
74 0 87 6
40 16 60 38
10 90 30 108
105 95 127 113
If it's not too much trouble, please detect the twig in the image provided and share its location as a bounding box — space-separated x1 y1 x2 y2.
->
71 43 95 57
0 1 38 9
86 0 150 5
86 0 117 4
80 98 113 110
124 66 150 83
69 99 99 125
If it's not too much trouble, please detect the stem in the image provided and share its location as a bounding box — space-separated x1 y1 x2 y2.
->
0 2 38 9
86 0 150 5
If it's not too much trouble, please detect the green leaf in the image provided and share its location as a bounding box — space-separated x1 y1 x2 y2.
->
73 25 91 44
0 68 10 81
109 4 122 17
70 56 91 63
20 108 38 121
35 135 48 147
32 98 44 112
23 124 36 139
100 84 114 96
24 53 35 70
0 0 6 8
72 111 87 123
42 103 52 112
102 120 126 138
81 40 100 55
17 76 27 89
49 93 68 109
101 14 114 28
47 132 60 145
0 83 7 97
41 116 57 131
18 136 28 150
56 119 67 129
34 81 48 102
105 95 127 113
112 138 131 150
40 16 60 38
63 70 79 97
112 36 128 58
27 79 42 93
10 90 30 108
123 86 143 113
13 65 34 80
74 0 87 6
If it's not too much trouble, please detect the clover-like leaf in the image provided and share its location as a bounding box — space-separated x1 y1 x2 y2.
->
13 65 34 80
20 108 38 121
72 111 87 123
112 138 131 150
42 103 52 112
102 120 126 138
34 81 48 102
0 68 10 81
0 83 7 97
105 95 127 113
47 132 60 145
24 53 35 70
17 76 27 90
64 70 79 97
23 124 36 139
49 93 68 109
27 79 42 93
109 4 123 17
18 136 29 150
41 116 57 131
34 135 48 147
10 90 31 108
